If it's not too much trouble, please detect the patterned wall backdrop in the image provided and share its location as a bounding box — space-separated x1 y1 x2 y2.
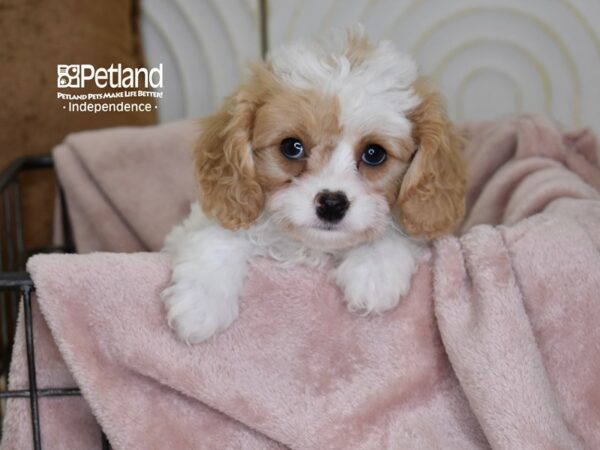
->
140 0 600 134
140 0 261 122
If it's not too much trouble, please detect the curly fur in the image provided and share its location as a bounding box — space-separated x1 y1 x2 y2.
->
398 77 467 239
194 70 267 230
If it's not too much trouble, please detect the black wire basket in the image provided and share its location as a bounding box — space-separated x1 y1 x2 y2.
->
0 155 109 449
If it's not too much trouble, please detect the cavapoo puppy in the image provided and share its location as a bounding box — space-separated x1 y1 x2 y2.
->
162 28 466 344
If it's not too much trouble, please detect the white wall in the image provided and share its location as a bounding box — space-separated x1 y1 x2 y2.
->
141 0 600 134
140 0 261 122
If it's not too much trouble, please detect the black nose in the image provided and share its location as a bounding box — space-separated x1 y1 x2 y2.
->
315 190 350 223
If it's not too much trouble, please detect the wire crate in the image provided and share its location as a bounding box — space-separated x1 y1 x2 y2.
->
0 155 109 449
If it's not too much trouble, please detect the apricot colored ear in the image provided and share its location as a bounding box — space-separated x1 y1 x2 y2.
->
194 84 264 230
397 78 467 239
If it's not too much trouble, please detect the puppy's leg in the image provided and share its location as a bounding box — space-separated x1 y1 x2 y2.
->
332 230 423 314
162 204 253 343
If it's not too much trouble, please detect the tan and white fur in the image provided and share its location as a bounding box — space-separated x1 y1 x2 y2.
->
162 28 466 344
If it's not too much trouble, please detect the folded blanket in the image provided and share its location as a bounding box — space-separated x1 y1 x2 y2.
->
52 120 197 252
3 115 600 449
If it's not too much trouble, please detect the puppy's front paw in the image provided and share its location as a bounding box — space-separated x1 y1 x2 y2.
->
332 250 418 314
162 283 238 344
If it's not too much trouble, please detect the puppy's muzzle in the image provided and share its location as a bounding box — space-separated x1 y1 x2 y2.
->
315 190 349 223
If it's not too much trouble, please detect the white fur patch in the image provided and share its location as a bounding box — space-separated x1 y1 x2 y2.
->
162 204 252 343
268 29 420 139
332 229 424 313
267 140 390 251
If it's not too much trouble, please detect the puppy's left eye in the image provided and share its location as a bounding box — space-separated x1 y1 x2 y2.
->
280 138 305 159
361 144 387 166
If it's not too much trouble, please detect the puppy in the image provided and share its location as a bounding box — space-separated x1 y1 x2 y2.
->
162 28 466 344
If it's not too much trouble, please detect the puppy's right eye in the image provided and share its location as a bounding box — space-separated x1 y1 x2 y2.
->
280 138 305 160
361 144 387 166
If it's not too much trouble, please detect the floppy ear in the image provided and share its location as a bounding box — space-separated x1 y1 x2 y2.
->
194 83 264 230
396 78 467 239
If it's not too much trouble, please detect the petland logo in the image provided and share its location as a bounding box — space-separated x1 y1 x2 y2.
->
56 63 163 113
57 64 163 89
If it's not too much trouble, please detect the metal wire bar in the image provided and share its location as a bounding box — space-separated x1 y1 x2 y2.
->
0 186 10 375
13 182 24 271
0 155 53 192
0 272 33 290
22 285 41 450
0 154 107 448
58 187 75 254
3 189 14 273
4 185 19 347
0 387 81 399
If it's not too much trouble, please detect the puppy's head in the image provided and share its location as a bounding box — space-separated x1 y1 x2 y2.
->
195 28 466 250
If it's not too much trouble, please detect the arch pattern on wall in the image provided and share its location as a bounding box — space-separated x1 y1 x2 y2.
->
140 0 261 122
140 0 600 134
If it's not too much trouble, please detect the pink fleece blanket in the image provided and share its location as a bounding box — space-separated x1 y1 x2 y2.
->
3 115 600 449
52 120 197 253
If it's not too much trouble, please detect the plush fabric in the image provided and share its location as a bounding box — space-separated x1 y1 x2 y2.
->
0 0 156 250
52 120 197 252
2 114 600 449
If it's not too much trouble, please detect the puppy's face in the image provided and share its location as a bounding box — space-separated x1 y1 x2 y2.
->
196 30 466 250
252 83 414 250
